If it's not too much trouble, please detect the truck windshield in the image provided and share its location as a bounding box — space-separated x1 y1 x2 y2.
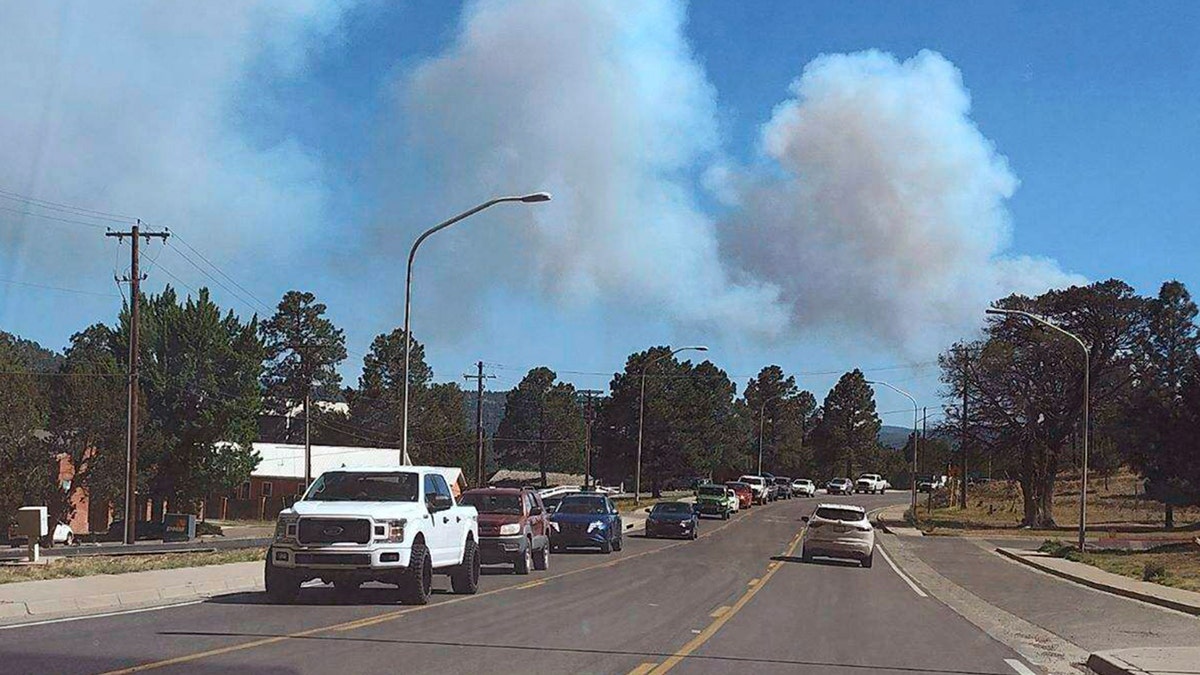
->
304 472 419 502
698 486 725 497
461 493 522 515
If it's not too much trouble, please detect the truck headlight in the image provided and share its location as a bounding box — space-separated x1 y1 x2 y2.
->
387 519 407 543
274 515 298 543
587 521 606 533
499 523 521 536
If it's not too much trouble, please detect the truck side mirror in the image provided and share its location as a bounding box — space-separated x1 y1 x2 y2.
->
530 506 543 516
801 515 810 523
429 494 452 512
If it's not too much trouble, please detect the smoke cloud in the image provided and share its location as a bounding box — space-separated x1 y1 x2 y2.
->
376 0 787 339
720 50 1085 351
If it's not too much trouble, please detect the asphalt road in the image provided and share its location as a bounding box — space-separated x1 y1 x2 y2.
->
0 493 1045 674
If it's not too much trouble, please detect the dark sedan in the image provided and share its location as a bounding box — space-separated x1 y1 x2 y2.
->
644 501 698 539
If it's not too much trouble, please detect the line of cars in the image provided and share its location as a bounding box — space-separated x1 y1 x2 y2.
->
263 464 887 606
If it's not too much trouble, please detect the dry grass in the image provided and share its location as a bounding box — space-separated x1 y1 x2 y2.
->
913 471 1200 535
0 548 265 585
1074 547 1200 593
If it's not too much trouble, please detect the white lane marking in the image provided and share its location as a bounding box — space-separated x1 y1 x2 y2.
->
876 545 928 598
1004 658 1037 675
0 600 204 631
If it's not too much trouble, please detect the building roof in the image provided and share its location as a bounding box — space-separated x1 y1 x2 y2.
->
487 469 595 487
250 442 413 480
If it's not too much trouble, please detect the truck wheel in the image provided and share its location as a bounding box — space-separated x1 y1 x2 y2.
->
398 542 432 605
599 538 613 554
801 547 814 563
451 539 480 594
264 556 299 604
514 540 533 575
613 534 623 551
533 542 550 571
862 552 874 568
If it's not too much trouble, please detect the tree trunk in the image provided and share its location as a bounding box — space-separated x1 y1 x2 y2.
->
1165 503 1175 529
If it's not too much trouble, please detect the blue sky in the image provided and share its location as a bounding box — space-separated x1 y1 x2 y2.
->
1 1 1197 427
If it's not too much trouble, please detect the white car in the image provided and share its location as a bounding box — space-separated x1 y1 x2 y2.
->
738 475 770 505
791 479 817 498
800 503 876 568
267 465 480 605
854 473 888 494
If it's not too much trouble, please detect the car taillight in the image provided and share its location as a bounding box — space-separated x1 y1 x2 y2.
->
854 524 872 532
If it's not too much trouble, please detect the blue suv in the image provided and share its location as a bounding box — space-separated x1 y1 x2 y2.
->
549 493 623 554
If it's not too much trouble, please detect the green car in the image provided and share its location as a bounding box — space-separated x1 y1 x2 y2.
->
695 484 734 519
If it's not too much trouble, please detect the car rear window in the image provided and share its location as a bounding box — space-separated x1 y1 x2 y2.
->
461 493 522 515
815 507 866 522
652 502 692 514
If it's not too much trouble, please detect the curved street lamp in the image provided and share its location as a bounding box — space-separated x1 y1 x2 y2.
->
757 392 784 477
401 193 552 463
987 307 1090 551
635 345 708 504
867 380 919 516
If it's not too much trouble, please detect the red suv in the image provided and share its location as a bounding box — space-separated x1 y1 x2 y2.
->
724 481 754 509
460 487 551 574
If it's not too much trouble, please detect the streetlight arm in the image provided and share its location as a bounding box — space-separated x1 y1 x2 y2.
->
866 380 916 407
985 308 1088 356
634 344 707 504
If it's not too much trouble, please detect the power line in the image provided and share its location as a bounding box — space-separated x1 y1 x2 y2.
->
168 231 270 311
0 186 134 221
0 278 118 298
0 204 113 230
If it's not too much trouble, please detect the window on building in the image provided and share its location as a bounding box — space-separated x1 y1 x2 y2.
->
262 481 273 498
239 481 250 500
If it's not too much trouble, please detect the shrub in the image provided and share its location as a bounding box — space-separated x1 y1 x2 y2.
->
1142 561 1168 583
1038 539 1075 558
196 521 223 537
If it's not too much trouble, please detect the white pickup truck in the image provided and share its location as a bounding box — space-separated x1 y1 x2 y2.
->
265 465 480 605
853 473 889 494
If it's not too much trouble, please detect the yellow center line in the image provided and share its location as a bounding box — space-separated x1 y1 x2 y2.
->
100 501 766 674
708 605 731 618
626 662 659 675
516 580 546 590
648 530 804 675
747 578 759 586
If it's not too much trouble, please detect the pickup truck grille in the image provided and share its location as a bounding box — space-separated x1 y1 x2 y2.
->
293 552 371 566
297 518 371 545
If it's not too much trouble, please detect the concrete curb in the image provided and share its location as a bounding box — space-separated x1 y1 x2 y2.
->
1085 647 1200 675
0 573 262 623
995 548 1200 617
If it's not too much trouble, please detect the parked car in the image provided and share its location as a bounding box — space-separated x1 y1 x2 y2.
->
854 473 888 494
738 475 770 505
645 502 699 539
460 487 550 574
549 493 623 553
773 476 793 499
695 484 735 519
725 481 754 509
826 478 853 495
791 479 817 498
265 465 480 605
801 503 875 568
762 472 780 501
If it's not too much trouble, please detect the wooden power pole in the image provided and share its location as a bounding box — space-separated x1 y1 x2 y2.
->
107 221 169 545
463 361 494 487
958 344 969 509
579 390 602 489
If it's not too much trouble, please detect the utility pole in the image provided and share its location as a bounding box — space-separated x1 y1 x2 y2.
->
923 407 931 514
106 221 169 545
579 390 602 489
304 392 311 488
463 362 495 488
958 344 969 509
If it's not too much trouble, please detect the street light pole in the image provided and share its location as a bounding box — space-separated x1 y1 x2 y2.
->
758 393 783 476
636 345 708 504
867 380 918 517
400 192 551 464
986 307 1090 551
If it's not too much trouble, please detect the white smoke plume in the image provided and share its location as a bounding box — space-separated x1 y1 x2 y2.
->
720 50 1085 351
376 0 788 339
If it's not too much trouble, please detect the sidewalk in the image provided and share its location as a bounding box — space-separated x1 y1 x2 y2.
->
0 560 261 623
1087 647 1200 675
874 502 925 537
996 547 1200 617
